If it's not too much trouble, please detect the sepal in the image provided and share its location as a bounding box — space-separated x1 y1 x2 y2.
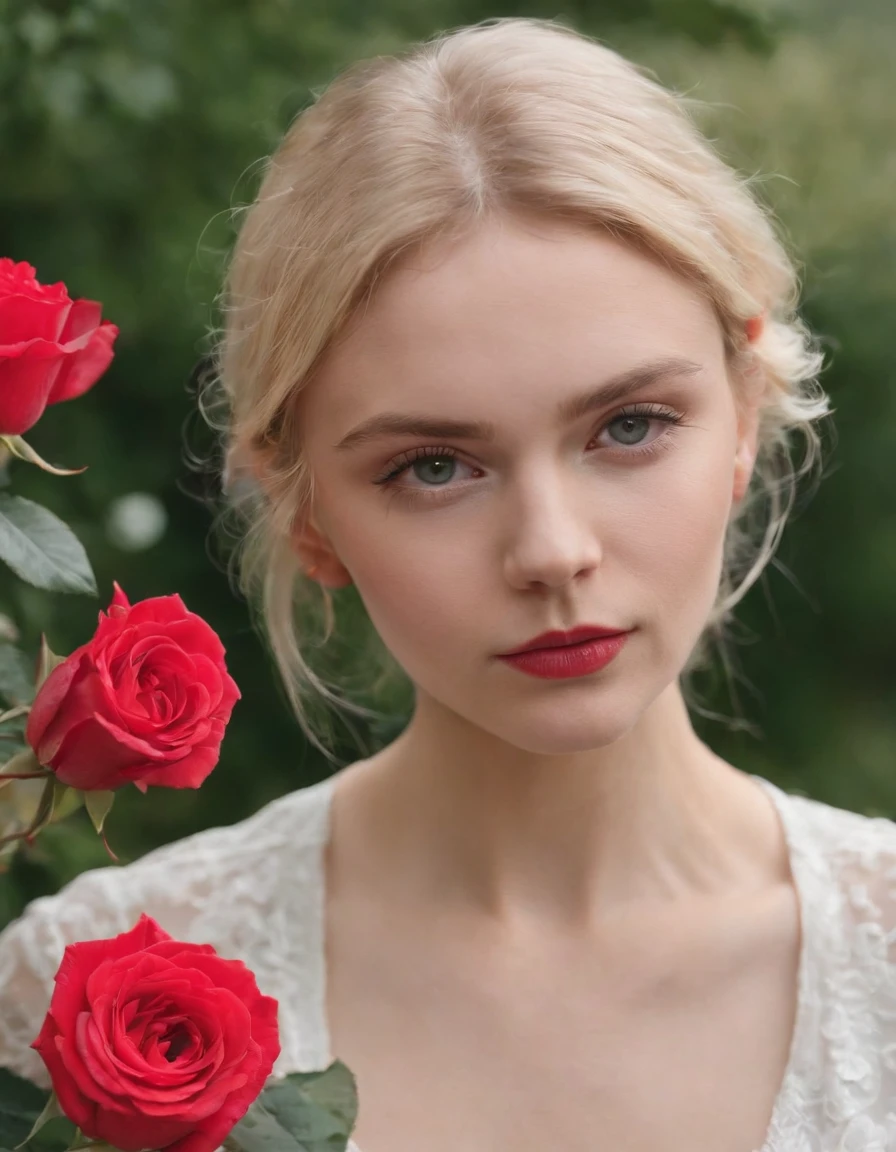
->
35 636 65 691
0 437 87 477
84 790 114 835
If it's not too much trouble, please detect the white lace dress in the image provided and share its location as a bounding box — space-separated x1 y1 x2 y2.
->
2 772 896 1152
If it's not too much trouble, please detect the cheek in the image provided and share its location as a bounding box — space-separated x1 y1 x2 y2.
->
320 489 474 657
616 438 736 609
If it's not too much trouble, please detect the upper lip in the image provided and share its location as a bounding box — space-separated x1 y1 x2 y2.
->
498 625 628 656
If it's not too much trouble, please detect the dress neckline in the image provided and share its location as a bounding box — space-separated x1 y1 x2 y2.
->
308 769 822 1152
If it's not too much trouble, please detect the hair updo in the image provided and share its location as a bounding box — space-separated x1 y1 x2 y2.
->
206 16 830 754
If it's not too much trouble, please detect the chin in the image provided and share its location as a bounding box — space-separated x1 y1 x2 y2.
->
471 695 646 757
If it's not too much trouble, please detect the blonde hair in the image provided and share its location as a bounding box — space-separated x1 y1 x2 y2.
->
208 16 830 755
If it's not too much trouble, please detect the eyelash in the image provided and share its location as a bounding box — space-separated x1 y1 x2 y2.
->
372 403 686 499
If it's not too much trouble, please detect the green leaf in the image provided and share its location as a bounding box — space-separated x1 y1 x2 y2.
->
18 1092 62 1148
228 1064 358 1152
277 1067 358 1140
0 1069 48 1150
0 646 35 707
83 790 114 834
0 495 96 596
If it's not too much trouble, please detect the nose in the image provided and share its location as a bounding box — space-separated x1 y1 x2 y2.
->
502 471 603 592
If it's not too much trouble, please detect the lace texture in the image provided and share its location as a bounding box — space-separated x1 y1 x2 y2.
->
2 773 896 1152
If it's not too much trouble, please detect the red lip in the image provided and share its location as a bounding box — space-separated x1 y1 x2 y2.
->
499 625 627 657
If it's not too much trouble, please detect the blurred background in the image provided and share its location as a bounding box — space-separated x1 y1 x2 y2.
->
0 0 894 925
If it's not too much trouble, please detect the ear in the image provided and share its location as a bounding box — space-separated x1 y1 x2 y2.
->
744 313 765 343
290 508 353 589
733 399 760 504
732 311 767 503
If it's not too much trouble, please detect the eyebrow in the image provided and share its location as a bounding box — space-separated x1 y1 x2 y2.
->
333 355 705 452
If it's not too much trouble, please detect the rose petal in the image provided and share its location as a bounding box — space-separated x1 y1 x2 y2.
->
49 319 118 404
69 1012 136 1110
0 294 72 343
0 351 63 435
91 1103 192 1152
56 297 102 343
45 1032 96 1132
25 653 83 757
29 651 119 764
123 737 223 791
45 714 165 790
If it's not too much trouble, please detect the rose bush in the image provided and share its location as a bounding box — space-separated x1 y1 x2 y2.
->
31 914 281 1152
0 258 118 436
25 583 240 793
0 253 358 1152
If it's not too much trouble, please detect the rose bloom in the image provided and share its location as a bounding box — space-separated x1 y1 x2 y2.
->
26 583 240 792
31 914 281 1152
0 257 118 436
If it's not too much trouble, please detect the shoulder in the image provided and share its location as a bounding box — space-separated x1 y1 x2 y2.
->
0 776 334 1084
768 778 896 895
766 778 896 945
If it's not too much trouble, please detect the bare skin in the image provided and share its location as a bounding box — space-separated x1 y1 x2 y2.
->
288 214 799 1149
323 744 801 1152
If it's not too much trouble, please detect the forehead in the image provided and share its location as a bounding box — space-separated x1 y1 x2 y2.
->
303 214 724 430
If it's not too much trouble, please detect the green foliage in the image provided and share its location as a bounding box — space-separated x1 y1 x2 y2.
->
0 0 893 924
0 644 36 708
0 1064 357 1152
230 1065 358 1152
0 495 96 596
0 1068 70 1152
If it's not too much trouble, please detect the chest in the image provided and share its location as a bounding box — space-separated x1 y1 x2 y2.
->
325 887 801 1152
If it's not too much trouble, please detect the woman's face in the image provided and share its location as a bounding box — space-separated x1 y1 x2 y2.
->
294 214 757 753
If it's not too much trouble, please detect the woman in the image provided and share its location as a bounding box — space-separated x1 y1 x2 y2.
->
2 17 894 1151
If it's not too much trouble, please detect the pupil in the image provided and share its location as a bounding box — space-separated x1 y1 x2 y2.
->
414 457 454 484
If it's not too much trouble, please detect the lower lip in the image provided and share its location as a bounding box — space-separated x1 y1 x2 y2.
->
497 633 630 679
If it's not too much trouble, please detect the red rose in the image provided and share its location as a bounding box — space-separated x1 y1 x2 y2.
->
25 583 240 792
0 258 118 436
31 914 281 1152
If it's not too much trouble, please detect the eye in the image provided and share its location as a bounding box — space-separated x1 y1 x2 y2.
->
407 454 456 486
373 445 471 490
594 404 684 453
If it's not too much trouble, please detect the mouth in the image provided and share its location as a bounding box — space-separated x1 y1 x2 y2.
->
498 625 629 657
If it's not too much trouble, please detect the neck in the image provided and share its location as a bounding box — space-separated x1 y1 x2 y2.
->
347 682 782 932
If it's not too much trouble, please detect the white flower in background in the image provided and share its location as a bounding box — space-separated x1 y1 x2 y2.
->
106 492 168 552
